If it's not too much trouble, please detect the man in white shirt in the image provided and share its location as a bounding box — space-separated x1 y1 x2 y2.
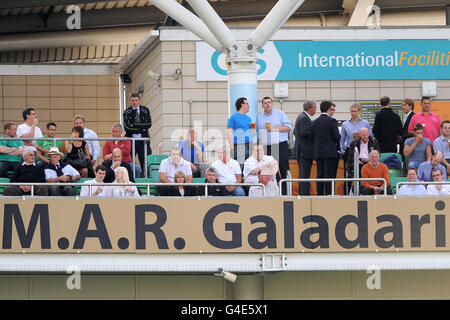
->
159 146 193 196
398 167 427 196
248 167 280 197
80 165 107 197
433 120 450 175
427 168 450 195
44 147 80 196
243 144 278 185
74 115 101 166
17 107 43 154
211 146 246 196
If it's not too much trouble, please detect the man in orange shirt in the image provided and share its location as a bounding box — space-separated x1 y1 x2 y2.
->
360 150 392 195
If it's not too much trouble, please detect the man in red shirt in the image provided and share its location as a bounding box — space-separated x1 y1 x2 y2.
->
102 123 141 178
408 96 441 143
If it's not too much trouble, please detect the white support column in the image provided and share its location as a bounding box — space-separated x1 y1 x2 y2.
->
149 0 224 52
347 0 376 26
186 0 236 52
247 0 305 52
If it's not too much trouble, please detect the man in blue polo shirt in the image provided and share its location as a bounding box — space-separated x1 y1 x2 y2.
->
178 129 208 177
227 97 254 166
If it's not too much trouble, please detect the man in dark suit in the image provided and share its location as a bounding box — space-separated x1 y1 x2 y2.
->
400 98 415 163
293 100 316 195
123 93 152 177
373 96 403 153
101 148 135 183
311 100 341 196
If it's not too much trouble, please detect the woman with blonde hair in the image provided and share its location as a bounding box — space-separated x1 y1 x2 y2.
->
106 166 140 198
167 170 198 197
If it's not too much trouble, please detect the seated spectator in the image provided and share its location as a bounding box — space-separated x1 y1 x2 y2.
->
403 123 431 169
17 107 43 155
166 170 198 197
432 120 450 175
398 167 427 196
417 152 447 182
248 167 280 197
102 148 135 183
64 126 91 178
243 144 278 185
427 168 450 195
211 146 246 196
178 129 208 178
360 150 392 195
4 149 48 196
0 123 24 177
197 166 229 196
347 127 380 174
103 123 141 179
159 146 193 196
80 165 108 197
36 122 62 165
73 115 100 167
106 166 140 198
44 147 80 196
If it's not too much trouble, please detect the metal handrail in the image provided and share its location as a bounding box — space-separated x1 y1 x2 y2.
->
0 182 266 197
279 178 387 196
0 137 151 178
395 181 450 196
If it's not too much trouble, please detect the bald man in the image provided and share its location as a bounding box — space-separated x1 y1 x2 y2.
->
101 148 135 183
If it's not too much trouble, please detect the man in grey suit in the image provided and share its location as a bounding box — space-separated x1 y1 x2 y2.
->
293 100 316 195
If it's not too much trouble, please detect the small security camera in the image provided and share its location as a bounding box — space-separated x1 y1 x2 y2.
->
147 70 161 81
215 268 237 283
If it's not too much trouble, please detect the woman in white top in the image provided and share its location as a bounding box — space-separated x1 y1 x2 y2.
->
106 166 140 198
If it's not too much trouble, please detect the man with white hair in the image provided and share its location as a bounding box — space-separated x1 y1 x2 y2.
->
211 145 246 196
159 146 193 196
248 167 280 197
44 147 80 196
360 149 392 195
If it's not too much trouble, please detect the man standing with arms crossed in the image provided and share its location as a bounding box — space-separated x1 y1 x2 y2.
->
123 93 152 177
257 96 292 195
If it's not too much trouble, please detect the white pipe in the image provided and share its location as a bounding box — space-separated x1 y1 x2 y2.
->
149 0 223 52
185 0 236 51
247 0 306 51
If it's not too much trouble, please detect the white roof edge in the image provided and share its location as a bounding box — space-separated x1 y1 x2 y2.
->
160 27 450 41
1 252 450 273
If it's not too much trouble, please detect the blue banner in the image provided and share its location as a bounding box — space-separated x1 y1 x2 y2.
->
273 40 450 80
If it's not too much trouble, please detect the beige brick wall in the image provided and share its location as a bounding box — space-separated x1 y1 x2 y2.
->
0 75 120 164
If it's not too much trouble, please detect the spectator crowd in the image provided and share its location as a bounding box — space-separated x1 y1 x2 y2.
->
1 93 449 197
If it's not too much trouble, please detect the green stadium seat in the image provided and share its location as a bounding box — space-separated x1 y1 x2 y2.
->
147 154 168 166
135 178 158 196
390 177 408 194
388 167 402 178
0 177 10 195
193 177 205 183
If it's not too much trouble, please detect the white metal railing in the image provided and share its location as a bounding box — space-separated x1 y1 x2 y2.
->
279 178 387 196
0 182 266 197
0 136 150 178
